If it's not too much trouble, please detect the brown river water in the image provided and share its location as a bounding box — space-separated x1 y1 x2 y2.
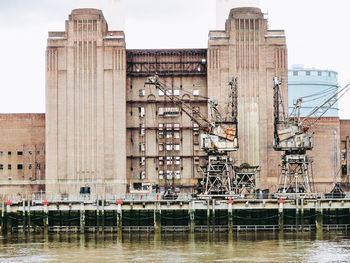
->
0 232 349 262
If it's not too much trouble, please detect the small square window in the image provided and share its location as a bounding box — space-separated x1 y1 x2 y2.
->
173 90 180 96
193 90 199 96
8 164 11 170
36 163 40 170
28 164 32 170
139 89 145 97
0 164 3 170
28 151 32 155
8 151 11 156
17 151 23 156
139 107 145 118
36 151 40 155
17 164 23 170
293 71 298 76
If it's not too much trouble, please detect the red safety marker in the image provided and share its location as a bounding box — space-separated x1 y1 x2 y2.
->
5 200 12 206
42 200 49 206
116 199 123 205
140 195 143 200
156 194 159 201
227 198 234 204
277 198 285 204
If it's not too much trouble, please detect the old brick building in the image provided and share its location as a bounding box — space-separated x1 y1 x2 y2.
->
0 7 348 196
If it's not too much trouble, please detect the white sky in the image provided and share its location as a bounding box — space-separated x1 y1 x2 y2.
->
0 0 349 118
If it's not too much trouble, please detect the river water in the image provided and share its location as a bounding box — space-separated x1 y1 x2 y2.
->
0 232 349 262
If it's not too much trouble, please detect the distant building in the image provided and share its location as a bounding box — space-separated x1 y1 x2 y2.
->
288 65 339 117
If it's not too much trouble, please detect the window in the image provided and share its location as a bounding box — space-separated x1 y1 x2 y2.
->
158 157 164 166
17 164 23 170
193 90 199 96
173 90 180 96
140 157 145 166
28 151 32 155
293 71 298 76
159 107 180 117
28 164 32 170
166 132 172 139
36 163 40 170
318 71 322 76
36 151 40 155
139 107 145 118
0 151 3 156
174 132 180 139
159 144 164 152
166 157 173 165
140 143 145 152
8 164 11 170
342 152 346 161
166 170 173 180
158 170 164 180
140 124 145 136
139 89 145 97
194 157 200 164
174 123 180 131
166 143 172 151
8 151 11 156
175 157 181 165
306 71 310 76
140 171 146 179
166 123 172 130
174 144 180 151
17 151 23 156
174 170 181 179
0 164 3 170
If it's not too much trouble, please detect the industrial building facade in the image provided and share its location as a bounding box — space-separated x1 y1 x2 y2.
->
0 7 349 196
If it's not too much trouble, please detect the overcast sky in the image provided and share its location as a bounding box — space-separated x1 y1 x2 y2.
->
0 0 349 118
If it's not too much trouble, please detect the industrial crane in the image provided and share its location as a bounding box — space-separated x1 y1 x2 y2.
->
145 75 241 198
273 77 350 197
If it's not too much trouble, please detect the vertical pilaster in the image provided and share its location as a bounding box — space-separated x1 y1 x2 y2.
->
316 201 323 234
228 201 233 233
116 203 122 233
188 201 195 233
278 202 284 232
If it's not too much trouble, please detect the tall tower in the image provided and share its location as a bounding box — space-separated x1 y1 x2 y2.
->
216 0 260 29
46 9 127 196
208 7 288 189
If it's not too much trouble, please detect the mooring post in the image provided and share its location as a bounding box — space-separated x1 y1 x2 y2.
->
207 199 211 232
212 199 216 232
101 200 105 233
154 202 161 234
28 200 31 232
43 203 49 235
295 198 299 232
278 199 284 232
6 202 12 234
80 202 85 234
228 201 233 233
96 199 100 231
188 201 195 233
22 200 26 232
316 201 323 233
300 198 304 232
116 202 122 233
1 201 4 233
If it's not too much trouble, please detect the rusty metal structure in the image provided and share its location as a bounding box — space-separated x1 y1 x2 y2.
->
273 77 350 197
145 75 240 197
127 49 207 77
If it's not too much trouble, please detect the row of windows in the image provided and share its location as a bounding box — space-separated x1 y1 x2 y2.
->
139 89 200 97
139 170 181 180
0 164 40 170
0 151 41 156
139 156 182 166
291 71 334 77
